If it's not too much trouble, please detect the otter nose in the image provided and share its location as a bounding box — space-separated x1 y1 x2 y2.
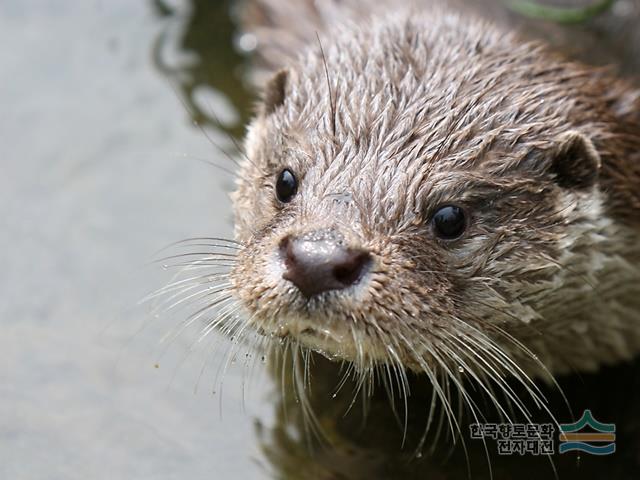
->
280 233 371 298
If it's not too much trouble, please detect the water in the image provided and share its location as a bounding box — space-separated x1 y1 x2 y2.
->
1 1 269 479
2 1 639 479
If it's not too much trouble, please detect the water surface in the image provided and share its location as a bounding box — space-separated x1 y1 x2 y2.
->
2 1 639 479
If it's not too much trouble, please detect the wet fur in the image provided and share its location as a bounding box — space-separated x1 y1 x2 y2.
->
135 1 640 456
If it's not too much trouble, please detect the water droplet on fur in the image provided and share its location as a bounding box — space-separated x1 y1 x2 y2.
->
332 393 337 399
162 264 169 270
416 452 423 459
236 33 258 53
458 366 465 373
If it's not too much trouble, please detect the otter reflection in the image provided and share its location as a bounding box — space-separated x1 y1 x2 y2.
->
255 352 640 480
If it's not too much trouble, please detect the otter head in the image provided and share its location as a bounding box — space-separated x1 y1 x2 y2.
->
229 11 632 379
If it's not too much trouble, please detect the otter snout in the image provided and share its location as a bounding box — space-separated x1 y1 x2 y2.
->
279 230 371 298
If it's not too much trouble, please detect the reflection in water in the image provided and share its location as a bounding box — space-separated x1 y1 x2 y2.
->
151 0 640 478
256 353 640 480
150 0 254 138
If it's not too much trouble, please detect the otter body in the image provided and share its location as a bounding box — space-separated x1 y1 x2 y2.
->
229 0 640 385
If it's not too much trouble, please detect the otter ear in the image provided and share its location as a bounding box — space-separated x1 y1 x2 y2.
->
262 69 288 115
548 131 601 190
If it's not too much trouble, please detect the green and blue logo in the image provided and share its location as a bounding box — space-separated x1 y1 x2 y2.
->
559 410 616 455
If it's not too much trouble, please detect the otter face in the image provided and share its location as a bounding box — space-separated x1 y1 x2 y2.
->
229 13 631 377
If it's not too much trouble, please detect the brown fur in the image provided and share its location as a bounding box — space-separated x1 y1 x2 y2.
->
230 0 640 388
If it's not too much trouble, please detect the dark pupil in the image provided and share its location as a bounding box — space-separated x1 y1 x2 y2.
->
276 169 297 202
433 206 466 239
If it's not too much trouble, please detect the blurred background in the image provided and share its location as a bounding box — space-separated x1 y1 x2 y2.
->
2 1 640 479
1 1 273 478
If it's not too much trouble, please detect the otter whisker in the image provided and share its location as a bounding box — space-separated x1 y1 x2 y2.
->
155 251 239 263
153 76 246 178
315 32 337 139
438 335 519 424
165 301 243 391
162 260 238 269
161 242 242 252
394 332 463 448
448 332 555 458
472 317 573 419
206 105 261 171
332 359 357 397
428 348 484 479
448 322 562 478
158 292 234 346
450 317 552 410
143 272 230 302
211 317 256 417
289 342 325 442
151 270 230 298
192 309 246 395
157 295 235 357
385 344 411 445
279 340 291 425
450 317 568 477
154 283 233 317
162 251 238 263
163 236 242 247
447 332 523 423
241 332 271 400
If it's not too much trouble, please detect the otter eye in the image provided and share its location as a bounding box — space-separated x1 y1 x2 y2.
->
276 168 297 203
432 205 466 240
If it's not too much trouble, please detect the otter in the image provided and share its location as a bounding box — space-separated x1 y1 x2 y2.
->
208 0 640 422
